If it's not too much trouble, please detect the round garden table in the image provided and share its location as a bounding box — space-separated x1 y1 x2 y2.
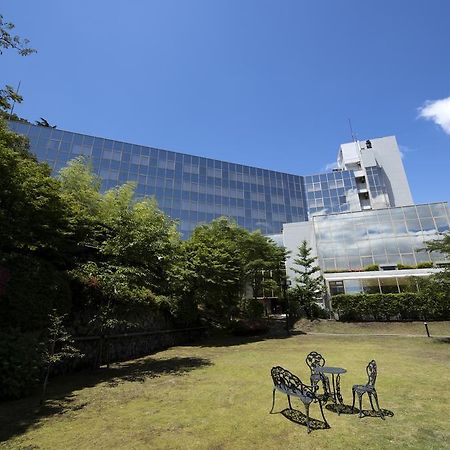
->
314 366 347 413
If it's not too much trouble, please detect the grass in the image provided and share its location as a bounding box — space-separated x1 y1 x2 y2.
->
1 325 450 449
294 319 450 336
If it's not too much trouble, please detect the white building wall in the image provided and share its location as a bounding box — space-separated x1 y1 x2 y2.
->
368 136 414 207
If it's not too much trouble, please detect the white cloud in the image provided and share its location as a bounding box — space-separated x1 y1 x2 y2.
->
323 161 338 171
418 95 450 134
398 145 416 160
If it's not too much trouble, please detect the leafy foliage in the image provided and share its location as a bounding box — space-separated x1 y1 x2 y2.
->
0 84 23 113
424 231 450 314
0 253 72 332
0 118 72 257
0 14 35 120
173 218 286 324
0 14 36 56
0 331 42 400
41 310 81 403
332 291 450 321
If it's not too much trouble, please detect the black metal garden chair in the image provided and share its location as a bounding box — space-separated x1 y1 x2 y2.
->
305 351 331 402
270 366 330 433
351 360 385 420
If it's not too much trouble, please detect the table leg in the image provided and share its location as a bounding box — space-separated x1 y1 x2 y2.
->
331 374 337 404
336 374 343 415
336 374 344 405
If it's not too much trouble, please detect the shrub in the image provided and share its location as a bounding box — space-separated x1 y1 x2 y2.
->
397 263 416 270
417 261 433 269
364 264 380 271
0 330 43 400
332 292 440 321
229 318 269 336
0 253 72 332
238 297 265 319
330 292 449 321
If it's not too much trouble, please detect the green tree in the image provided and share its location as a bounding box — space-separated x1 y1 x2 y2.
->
173 218 286 324
290 240 325 319
60 157 182 347
0 14 36 55
58 156 104 247
180 219 243 324
0 14 35 120
424 232 450 316
41 310 80 405
0 118 72 258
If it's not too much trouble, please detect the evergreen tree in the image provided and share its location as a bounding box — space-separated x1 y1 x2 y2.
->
290 240 325 318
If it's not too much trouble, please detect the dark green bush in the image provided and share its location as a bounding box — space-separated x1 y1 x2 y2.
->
0 331 43 400
331 292 450 321
417 261 433 269
229 319 269 336
363 264 380 271
0 253 71 332
238 297 265 319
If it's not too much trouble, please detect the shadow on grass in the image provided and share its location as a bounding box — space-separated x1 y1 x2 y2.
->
0 356 211 443
275 408 330 432
325 402 394 418
190 328 307 349
192 333 293 348
435 337 450 345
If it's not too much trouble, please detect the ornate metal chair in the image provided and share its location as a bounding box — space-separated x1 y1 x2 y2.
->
351 360 385 420
305 351 330 402
270 366 330 433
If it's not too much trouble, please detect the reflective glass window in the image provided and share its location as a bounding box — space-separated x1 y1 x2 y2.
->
361 278 380 294
379 278 399 294
344 279 362 294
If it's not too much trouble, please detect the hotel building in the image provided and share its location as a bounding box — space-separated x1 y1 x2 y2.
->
9 121 450 296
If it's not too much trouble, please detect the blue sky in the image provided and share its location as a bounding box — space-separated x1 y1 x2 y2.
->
3 1 450 204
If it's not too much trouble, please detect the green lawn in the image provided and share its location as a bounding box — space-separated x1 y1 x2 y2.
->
1 329 450 449
294 319 450 336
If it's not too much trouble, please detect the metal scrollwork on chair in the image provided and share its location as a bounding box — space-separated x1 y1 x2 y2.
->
305 351 330 403
351 359 385 420
270 366 330 433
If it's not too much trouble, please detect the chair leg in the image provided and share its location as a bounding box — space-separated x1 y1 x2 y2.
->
287 395 292 410
270 389 276 413
358 393 363 418
351 388 356 413
373 391 385 420
318 399 330 429
305 403 311 434
368 393 375 411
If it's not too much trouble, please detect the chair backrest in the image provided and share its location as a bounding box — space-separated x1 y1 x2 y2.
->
306 351 325 373
366 360 377 386
271 366 315 400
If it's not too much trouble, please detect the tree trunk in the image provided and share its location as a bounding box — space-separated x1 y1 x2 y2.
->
40 338 56 405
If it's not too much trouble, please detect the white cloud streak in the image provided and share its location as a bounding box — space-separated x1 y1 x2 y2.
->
323 161 338 171
418 95 450 134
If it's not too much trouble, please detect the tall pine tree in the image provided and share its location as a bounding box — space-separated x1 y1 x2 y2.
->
291 240 325 318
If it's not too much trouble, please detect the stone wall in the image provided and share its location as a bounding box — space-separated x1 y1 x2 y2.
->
58 326 206 373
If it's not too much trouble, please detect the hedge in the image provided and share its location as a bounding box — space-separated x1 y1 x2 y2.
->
0 331 43 399
331 292 450 321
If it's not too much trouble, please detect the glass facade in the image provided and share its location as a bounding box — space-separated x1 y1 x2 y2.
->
329 276 420 295
365 166 390 208
314 203 450 272
304 170 359 216
9 122 310 238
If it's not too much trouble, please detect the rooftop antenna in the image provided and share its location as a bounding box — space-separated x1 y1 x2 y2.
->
9 80 21 119
348 118 357 142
